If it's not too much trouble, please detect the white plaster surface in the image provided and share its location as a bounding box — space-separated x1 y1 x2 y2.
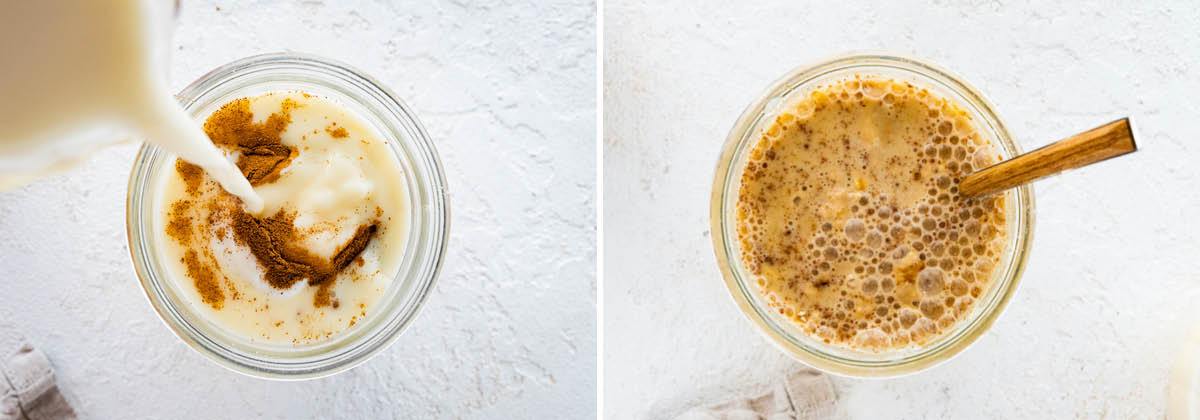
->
0 0 595 418
604 1 1200 418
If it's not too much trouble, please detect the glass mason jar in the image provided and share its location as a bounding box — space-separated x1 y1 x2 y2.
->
126 53 449 379
710 53 1034 377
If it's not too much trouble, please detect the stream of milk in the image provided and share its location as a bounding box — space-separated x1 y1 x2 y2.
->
0 0 263 213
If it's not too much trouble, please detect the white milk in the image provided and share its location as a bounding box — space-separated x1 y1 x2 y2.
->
153 92 410 345
0 1 262 212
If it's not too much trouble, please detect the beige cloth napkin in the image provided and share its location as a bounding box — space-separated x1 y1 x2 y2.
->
0 318 75 420
675 369 838 420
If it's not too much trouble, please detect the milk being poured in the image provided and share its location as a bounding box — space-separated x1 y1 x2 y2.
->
0 1 262 212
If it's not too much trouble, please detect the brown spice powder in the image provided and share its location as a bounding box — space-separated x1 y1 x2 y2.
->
166 200 193 243
182 250 224 309
231 207 379 307
326 223 378 279
325 123 348 138
203 97 299 185
175 160 204 195
314 282 336 308
230 210 319 289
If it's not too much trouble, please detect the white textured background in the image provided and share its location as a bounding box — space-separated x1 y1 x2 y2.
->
0 0 595 418
605 1 1198 419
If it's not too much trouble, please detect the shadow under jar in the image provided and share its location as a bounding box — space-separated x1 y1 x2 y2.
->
710 53 1034 377
126 53 449 379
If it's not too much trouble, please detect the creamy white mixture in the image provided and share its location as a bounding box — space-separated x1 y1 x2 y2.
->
153 92 409 344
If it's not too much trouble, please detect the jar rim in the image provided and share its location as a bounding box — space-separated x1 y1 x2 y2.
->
709 52 1035 377
126 52 450 380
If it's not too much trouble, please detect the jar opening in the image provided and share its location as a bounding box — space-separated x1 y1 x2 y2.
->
127 53 449 379
710 53 1033 377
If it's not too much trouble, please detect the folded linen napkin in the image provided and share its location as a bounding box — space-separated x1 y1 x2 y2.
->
0 318 75 420
675 369 838 420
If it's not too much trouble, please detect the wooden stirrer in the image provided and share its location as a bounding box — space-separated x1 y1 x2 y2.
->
958 118 1138 197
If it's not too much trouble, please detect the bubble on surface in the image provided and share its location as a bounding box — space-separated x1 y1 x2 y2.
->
862 277 879 296
921 218 936 232
844 218 866 241
920 299 945 319
823 247 839 260
950 279 968 296
898 308 920 328
937 314 956 329
865 231 883 249
880 277 895 293
917 267 945 295
938 121 953 136
853 328 890 349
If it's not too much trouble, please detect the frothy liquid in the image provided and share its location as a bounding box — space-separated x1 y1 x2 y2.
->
154 92 408 345
735 77 1009 351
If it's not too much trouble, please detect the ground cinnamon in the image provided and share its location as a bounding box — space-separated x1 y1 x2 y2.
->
175 160 204 195
165 200 193 243
231 208 378 307
325 122 348 138
182 250 223 309
314 282 336 308
203 97 298 185
326 223 378 278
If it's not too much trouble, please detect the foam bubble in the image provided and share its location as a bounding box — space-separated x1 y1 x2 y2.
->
823 247 839 260
912 318 938 337
937 314 956 329
862 82 885 99
844 218 866 241
878 260 893 274
919 299 945 319
862 277 879 296
866 231 883 248
974 259 993 273
880 277 895 292
853 328 890 349
964 219 981 236
898 308 920 328
877 206 893 219
936 175 951 190
916 267 945 294
921 218 936 231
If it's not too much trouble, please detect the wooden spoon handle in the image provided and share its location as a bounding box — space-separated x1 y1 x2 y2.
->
959 118 1138 198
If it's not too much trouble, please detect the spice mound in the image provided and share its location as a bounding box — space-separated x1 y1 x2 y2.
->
230 209 378 308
